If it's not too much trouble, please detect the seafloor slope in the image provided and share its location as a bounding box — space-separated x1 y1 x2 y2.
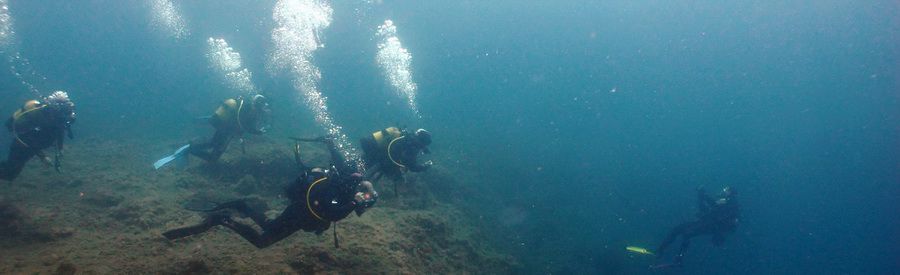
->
0 136 515 274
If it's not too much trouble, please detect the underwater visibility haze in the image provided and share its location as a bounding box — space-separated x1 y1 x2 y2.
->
0 0 897 274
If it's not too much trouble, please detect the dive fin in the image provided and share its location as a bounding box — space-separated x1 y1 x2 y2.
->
154 144 191 170
182 200 222 212
650 262 683 270
626 246 654 256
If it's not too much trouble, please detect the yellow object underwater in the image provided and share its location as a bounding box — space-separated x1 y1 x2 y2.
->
626 246 654 255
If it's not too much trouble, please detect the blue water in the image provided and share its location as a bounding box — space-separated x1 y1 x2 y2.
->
1 1 897 274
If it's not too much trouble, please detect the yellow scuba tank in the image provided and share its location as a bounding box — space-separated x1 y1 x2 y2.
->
12 100 45 125
11 100 48 148
372 127 402 149
212 98 239 130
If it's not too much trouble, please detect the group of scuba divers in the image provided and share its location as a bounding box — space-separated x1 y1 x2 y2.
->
0 92 739 268
1 92 433 249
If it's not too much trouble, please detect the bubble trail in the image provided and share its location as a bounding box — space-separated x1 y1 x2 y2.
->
0 0 45 98
0 0 12 46
376 19 420 118
149 0 189 40
207 37 258 95
269 0 360 166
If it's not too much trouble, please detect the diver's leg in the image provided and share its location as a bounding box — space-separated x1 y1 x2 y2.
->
219 218 272 248
207 131 232 162
657 222 691 257
162 213 230 240
359 137 379 164
674 229 702 264
162 221 218 240
189 130 231 162
188 138 214 161
224 205 305 248
216 200 270 227
0 142 36 181
260 205 306 240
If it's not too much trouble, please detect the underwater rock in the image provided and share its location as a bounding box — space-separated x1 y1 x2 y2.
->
166 259 212 275
80 191 123 208
315 250 338 267
180 259 211 275
0 202 74 243
234 175 258 195
0 202 25 237
175 177 204 189
53 179 85 188
110 198 166 229
288 247 350 273
288 259 315 274
54 262 77 275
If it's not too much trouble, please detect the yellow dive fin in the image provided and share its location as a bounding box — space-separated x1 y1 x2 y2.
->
626 246 654 255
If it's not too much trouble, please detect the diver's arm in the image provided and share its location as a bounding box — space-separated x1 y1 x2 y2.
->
407 161 429 172
697 189 714 214
404 151 429 172
400 140 429 172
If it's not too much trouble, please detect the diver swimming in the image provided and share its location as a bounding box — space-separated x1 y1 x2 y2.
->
162 137 377 248
359 126 433 183
0 91 76 181
154 94 271 169
653 186 740 268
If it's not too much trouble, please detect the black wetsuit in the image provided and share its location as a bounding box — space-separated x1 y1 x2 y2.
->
360 133 428 181
656 191 740 264
164 142 361 248
189 130 233 163
0 101 72 181
189 98 262 162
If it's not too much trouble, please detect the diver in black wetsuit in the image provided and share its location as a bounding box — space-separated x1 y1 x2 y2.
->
189 95 271 163
655 186 740 267
1 91 76 181
359 127 432 183
162 139 377 249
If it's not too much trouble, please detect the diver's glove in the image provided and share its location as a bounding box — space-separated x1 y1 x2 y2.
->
39 155 53 167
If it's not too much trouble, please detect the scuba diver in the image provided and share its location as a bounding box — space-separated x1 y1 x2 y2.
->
0 91 76 181
162 138 378 249
653 186 740 269
154 95 271 169
359 127 432 183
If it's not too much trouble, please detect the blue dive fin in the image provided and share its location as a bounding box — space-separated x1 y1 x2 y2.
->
154 144 191 170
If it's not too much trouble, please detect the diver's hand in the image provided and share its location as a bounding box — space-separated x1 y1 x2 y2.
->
354 192 366 203
39 156 53 167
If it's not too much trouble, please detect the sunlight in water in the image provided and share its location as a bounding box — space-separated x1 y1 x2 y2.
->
0 0 44 98
149 0 189 40
376 19 420 117
0 0 12 46
270 0 360 165
207 37 258 95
